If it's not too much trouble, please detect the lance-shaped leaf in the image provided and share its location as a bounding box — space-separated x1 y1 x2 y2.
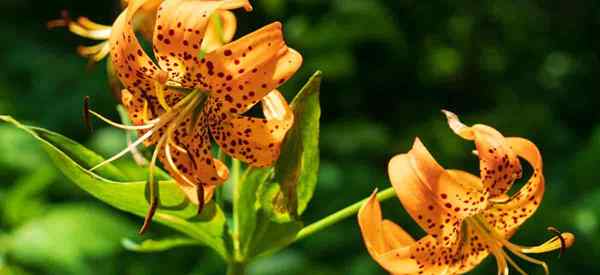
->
122 237 203 253
234 167 302 260
259 71 322 222
0 116 229 259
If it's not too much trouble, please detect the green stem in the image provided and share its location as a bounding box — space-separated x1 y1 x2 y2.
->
294 187 396 241
226 261 247 275
231 158 242 260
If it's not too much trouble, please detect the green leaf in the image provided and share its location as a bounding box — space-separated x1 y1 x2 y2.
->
235 167 272 259
122 237 203 253
7 203 134 275
0 116 230 259
260 71 322 221
245 212 302 258
233 72 321 259
234 166 303 259
2 165 57 226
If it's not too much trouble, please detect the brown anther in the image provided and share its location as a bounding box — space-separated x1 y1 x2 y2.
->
139 199 158 235
47 10 71 29
196 185 205 216
547 226 567 258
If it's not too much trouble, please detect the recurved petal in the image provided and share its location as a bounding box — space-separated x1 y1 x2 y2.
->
153 0 251 88
199 23 302 115
443 110 523 198
111 10 178 144
208 90 294 167
200 10 238 54
389 138 485 248
152 0 222 84
482 137 545 238
358 192 420 274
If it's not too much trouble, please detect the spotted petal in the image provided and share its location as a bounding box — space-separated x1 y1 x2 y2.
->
443 110 523 198
208 90 294 167
111 10 181 144
483 137 545 238
358 192 489 275
388 139 488 248
198 22 303 115
152 0 250 86
201 10 238 53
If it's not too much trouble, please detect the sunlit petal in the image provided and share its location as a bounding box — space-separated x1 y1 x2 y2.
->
443 110 523 198
484 137 545 238
201 10 238 53
208 90 294 167
199 23 302 115
388 139 465 247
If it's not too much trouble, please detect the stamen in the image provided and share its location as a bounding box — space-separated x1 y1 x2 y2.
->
88 110 155 130
83 96 92 132
491 249 509 275
155 81 172 111
501 240 549 275
547 227 568 258
501 250 528 275
139 135 167 235
197 185 205 216
77 41 111 62
142 99 150 123
47 10 70 29
90 128 155 171
76 17 111 30
164 141 195 186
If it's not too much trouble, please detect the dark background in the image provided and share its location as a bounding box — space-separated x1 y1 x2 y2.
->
0 0 598 274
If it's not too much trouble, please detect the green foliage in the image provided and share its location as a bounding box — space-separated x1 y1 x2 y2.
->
122 238 203 253
260 71 322 221
0 116 229 259
7 204 133 275
235 72 321 260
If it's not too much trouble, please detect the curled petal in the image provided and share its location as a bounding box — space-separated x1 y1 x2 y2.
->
152 0 222 84
388 138 488 247
199 22 303 115
208 90 294 167
110 12 163 121
483 137 545 238
357 192 420 274
201 10 238 53
443 110 523 198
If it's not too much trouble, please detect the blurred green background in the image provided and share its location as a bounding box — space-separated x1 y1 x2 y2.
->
0 0 598 274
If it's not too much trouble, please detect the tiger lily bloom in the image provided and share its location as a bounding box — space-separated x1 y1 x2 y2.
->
358 111 574 275
48 0 240 62
88 0 301 233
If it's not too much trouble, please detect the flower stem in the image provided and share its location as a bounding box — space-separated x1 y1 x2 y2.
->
294 187 396 241
226 261 247 275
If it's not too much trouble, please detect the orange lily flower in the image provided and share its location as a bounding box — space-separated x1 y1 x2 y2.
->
48 0 239 62
358 111 574 275
88 0 301 232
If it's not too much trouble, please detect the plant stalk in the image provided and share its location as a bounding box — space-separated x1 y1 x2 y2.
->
294 187 396 241
226 261 247 275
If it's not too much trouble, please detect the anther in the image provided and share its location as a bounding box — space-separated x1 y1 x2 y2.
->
547 227 567 258
47 10 71 29
197 185 205 216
